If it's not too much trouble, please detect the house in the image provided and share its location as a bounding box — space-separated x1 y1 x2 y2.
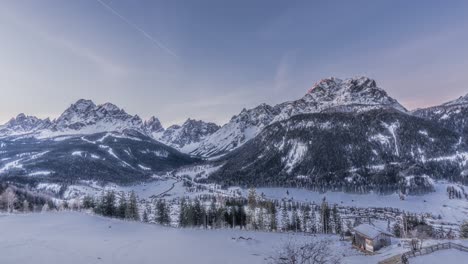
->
352 223 393 252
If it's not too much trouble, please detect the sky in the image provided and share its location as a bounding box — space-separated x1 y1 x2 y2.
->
1 0 468 127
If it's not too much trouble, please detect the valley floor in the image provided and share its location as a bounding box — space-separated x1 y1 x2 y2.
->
0 212 466 264
0 212 355 264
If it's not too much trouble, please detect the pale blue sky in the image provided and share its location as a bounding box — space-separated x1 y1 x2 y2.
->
1 0 468 126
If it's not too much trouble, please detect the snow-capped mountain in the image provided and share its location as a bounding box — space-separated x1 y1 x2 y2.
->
191 104 279 157
413 93 468 134
155 119 220 153
51 99 144 134
0 114 52 136
193 76 407 157
209 108 464 194
0 100 218 152
144 116 164 134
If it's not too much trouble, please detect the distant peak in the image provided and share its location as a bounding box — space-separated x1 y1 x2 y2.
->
70 99 96 112
307 76 377 94
15 113 27 119
307 77 342 93
98 102 121 113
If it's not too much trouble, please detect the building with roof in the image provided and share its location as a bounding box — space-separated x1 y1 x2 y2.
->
352 223 393 252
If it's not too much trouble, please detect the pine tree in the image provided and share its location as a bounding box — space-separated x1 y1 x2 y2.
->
460 221 468 238
192 198 203 227
142 208 149 222
82 195 95 209
290 206 301 232
126 191 139 221
301 205 311 232
320 197 331 234
98 191 116 217
247 188 257 211
393 222 402 238
257 208 265 230
281 201 290 232
179 197 188 227
332 204 342 235
156 199 170 225
117 192 127 219
310 204 317 233
268 203 278 231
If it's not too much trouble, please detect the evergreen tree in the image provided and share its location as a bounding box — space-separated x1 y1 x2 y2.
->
290 206 301 232
193 198 203 227
320 197 331 234
117 192 127 219
155 199 171 225
82 195 95 209
332 204 342 235
142 208 149 223
310 204 317 233
257 208 265 230
393 222 402 238
268 202 278 231
247 188 257 211
301 205 311 232
179 197 189 227
281 201 290 231
126 191 139 221
97 191 116 217
460 221 468 239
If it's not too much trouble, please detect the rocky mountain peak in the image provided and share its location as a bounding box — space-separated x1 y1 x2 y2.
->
145 116 164 133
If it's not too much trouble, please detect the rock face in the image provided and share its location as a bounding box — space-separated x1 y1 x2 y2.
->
156 119 220 152
52 99 144 133
0 114 51 136
192 77 407 157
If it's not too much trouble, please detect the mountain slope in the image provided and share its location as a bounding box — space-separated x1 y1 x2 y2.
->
413 93 468 134
155 119 220 152
0 130 198 184
0 114 52 136
208 109 465 193
192 77 407 158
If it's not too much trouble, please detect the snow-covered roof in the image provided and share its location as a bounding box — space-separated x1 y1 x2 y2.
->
353 224 393 239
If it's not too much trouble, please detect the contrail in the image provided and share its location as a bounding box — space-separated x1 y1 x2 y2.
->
96 0 178 58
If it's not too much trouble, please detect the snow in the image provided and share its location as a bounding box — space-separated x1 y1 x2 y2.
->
36 183 62 193
72 151 84 157
0 159 23 173
0 212 355 264
282 141 308 173
383 122 400 156
410 249 468 264
138 164 151 170
353 223 392 238
371 133 390 146
28 170 53 176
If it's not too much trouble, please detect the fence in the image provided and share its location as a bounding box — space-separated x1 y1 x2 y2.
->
401 242 468 264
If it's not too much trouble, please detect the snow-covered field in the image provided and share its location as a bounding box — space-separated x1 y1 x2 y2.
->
0 212 466 264
0 212 357 264
410 249 467 264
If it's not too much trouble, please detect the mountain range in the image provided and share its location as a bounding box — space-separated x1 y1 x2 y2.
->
1 76 468 193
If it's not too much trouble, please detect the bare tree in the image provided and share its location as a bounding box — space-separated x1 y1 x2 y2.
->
269 240 341 264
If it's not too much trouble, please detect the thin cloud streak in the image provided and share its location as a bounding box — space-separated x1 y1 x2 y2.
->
96 0 178 58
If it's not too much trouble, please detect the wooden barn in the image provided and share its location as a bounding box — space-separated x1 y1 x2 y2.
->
352 224 393 252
